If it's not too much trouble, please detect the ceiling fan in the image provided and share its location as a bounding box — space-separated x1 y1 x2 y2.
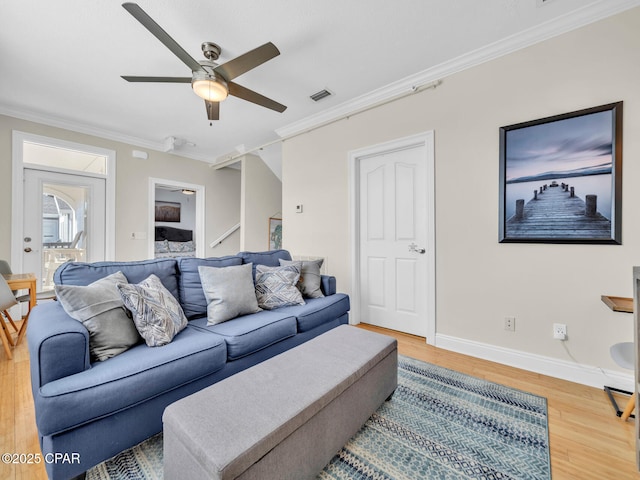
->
120 2 287 122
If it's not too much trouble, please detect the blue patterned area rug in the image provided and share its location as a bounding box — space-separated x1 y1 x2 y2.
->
87 355 550 480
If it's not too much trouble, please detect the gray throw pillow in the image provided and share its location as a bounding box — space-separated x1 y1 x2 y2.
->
279 259 325 299
255 264 305 310
199 263 261 325
55 271 141 362
117 274 188 347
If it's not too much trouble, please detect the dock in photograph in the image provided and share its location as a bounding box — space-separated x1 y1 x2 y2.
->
506 182 611 239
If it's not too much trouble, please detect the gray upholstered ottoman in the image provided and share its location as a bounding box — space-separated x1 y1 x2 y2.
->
163 325 397 480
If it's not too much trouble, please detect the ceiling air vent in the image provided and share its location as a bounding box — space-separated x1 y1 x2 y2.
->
310 89 333 102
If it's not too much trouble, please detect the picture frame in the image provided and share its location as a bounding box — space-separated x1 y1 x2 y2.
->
155 201 181 223
268 217 282 250
499 102 622 244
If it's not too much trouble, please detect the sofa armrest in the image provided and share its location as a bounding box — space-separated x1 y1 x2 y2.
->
27 302 91 389
320 275 336 296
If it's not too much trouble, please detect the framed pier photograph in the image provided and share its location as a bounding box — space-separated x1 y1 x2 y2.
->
499 102 623 244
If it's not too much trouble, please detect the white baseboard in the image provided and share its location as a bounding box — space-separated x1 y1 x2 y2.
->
435 333 634 392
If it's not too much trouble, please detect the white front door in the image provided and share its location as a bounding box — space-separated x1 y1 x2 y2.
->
354 132 435 339
22 169 106 290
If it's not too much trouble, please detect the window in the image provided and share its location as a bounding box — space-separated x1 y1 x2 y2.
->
23 142 107 175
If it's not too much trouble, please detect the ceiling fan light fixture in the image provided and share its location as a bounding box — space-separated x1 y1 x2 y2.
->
181 189 196 195
121 4 285 119
192 73 228 102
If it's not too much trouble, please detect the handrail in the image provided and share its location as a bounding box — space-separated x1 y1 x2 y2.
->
209 223 240 248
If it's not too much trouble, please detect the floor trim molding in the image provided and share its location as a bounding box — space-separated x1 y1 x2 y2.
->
435 333 633 391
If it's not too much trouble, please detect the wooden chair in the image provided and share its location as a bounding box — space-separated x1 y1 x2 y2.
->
0 276 19 359
604 342 636 421
613 342 635 421
0 259 56 304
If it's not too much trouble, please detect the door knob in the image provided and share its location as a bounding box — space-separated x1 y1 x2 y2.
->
24 247 32 253
408 243 426 254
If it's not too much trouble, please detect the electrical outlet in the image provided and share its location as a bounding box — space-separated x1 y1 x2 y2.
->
553 323 567 341
504 316 515 332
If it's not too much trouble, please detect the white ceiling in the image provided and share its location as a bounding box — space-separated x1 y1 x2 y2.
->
1 0 637 165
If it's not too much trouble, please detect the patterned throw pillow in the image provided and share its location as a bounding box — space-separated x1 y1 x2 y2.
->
117 274 188 347
167 240 195 252
255 264 305 310
55 271 141 362
154 240 170 253
279 259 325 298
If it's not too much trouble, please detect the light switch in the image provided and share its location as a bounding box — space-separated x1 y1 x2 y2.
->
295 204 303 213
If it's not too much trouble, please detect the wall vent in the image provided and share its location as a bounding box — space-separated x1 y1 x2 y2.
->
310 89 333 102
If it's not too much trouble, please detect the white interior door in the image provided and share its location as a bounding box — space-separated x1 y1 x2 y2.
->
356 133 434 338
23 169 106 290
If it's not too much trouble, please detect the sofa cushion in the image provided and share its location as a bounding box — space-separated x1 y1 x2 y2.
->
278 294 351 333
117 274 188 347
279 259 325 299
55 271 141 362
35 326 227 437
189 310 296 360
237 250 292 278
54 258 180 300
199 264 262 325
177 256 243 319
254 264 305 310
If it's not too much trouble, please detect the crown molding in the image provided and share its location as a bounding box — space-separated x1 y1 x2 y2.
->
276 0 640 139
0 104 215 164
2 0 638 156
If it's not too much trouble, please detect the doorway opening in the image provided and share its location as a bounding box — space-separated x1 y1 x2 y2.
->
149 178 205 259
11 131 115 289
39 182 88 288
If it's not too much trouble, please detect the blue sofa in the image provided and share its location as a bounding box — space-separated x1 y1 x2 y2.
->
26 250 350 479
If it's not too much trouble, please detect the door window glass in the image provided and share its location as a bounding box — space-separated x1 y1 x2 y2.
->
23 142 107 175
41 186 87 289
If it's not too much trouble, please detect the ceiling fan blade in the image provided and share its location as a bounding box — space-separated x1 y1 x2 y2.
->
122 3 203 73
121 76 192 83
228 82 286 113
214 42 280 81
205 100 220 121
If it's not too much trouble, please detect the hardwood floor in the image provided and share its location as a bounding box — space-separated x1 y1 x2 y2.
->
0 319 46 480
1 321 638 479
